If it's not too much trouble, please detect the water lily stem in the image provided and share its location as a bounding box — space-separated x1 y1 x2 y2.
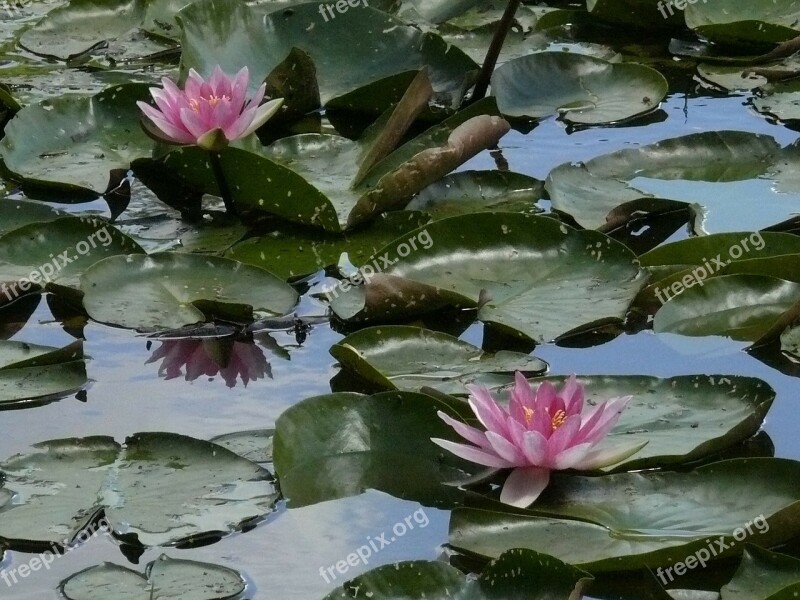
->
209 152 237 216
470 0 521 103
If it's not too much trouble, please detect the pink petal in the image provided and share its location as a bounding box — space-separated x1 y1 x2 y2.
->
467 385 509 436
573 402 608 444
229 67 250 109
179 106 212 140
504 416 527 450
209 65 228 97
509 371 534 424
578 396 632 445
438 411 492 450
485 431 526 465
430 438 514 469
551 442 594 470
545 414 581 460
235 97 283 138
500 466 551 508
521 430 548 465
571 440 647 470
561 375 584 414
185 69 205 99
138 103 196 144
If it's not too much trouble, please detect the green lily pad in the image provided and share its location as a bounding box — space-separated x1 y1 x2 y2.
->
80 252 299 330
635 232 800 310
0 432 278 548
322 548 592 599
60 554 246 600
0 216 144 290
225 212 430 279
209 429 274 463
449 458 798 572
178 0 476 112
329 213 647 344
685 0 800 46
754 80 800 122
330 325 548 392
407 170 544 219
721 546 800 599
273 390 477 508
654 274 800 342
586 0 684 28
0 199 68 236
0 84 154 198
497 374 774 472
19 0 183 62
491 52 668 124
545 131 782 230
159 97 508 231
0 340 86 408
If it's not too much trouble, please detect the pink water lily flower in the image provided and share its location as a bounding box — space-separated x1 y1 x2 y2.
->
432 373 646 508
137 66 283 152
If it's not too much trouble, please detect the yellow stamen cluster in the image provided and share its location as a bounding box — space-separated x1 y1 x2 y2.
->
551 409 567 431
189 95 230 113
523 406 534 426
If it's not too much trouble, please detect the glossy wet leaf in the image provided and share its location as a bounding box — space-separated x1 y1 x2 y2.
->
209 429 274 463
322 548 592 599
498 374 774 472
331 325 547 392
0 433 278 548
0 199 67 236
226 212 430 279
19 0 183 62
81 252 299 330
685 0 800 46
60 554 245 600
273 391 477 508
545 131 782 229
160 98 508 231
586 0 683 28
0 84 154 197
329 213 646 344
0 217 144 289
407 170 544 220
654 274 800 342
178 0 476 112
753 80 800 122
720 546 800 599
450 458 800 572
0 340 86 408
491 52 668 124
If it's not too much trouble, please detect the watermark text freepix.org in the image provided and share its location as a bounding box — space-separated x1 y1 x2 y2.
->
318 0 368 22
655 514 769 585
322 229 433 301
657 0 708 19
654 231 765 305
0 226 114 303
318 508 429 583
1 518 111 587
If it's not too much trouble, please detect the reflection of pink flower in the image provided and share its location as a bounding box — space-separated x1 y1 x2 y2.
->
146 339 271 388
137 66 283 151
432 373 646 508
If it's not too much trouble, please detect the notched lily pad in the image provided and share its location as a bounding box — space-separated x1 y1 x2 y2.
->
491 52 668 124
331 325 548 393
80 252 299 330
328 213 647 344
60 554 246 600
0 84 154 198
0 432 278 549
273 390 477 507
323 548 592 599
0 340 87 409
